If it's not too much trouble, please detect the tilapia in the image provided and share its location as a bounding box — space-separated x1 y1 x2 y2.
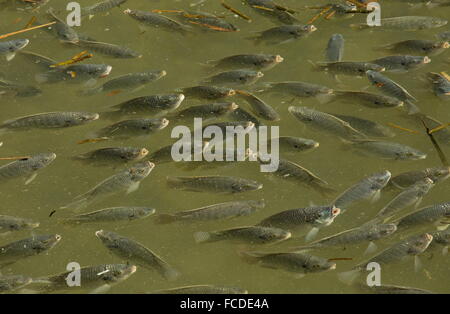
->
74 147 149 165
206 54 284 71
331 90 404 109
249 24 317 45
326 34 344 62
194 226 291 245
0 153 56 185
0 39 29 61
0 215 39 234
95 118 169 138
395 201 450 230
348 139 427 160
64 207 155 224
370 55 430 72
167 176 262 193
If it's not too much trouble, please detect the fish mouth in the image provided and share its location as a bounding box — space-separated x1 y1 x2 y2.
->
442 42 450 49
312 142 320 148
90 113 100 121
159 70 167 77
227 89 236 96
139 148 149 158
275 55 284 63
423 56 431 64
18 39 30 49
100 65 113 78
95 230 105 238
328 263 337 270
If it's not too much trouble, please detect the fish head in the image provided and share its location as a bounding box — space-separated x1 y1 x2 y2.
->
147 118 169 130
95 230 120 247
11 39 30 51
408 233 433 254
430 18 448 28
129 161 155 178
7 275 33 289
372 170 392 188
165 93 185 110
370 223 398 240
398 149 427 160
428 167 450 183
439 41 450 49
32 152 57 168
307 255 337 273
84 64 113 78
315 205 340 226
98 264 137 283
247 199 266 210
32 234 61 252
79 112 100 122
368 63 385 73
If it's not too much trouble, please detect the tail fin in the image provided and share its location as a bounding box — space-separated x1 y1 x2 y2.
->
237 250 265 264
338 269 361 285
307 60 321 72
193 231 212 243
162 266 180 281
61 197 89 211
154 213 178 224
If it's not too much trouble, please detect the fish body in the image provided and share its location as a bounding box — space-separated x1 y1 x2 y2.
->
0 39 29 61
167 176 262 193
326 34 344 62
1 112 99 130
65 207 155 224
96 118 169 138
208 54 284 71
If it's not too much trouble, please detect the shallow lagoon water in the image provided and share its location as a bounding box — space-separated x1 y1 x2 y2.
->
0 0 449 293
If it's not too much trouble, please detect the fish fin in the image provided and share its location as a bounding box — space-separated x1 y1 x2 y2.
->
6 53 16 62
404 100 420 115
305 227 319 242
79 86 102 96
414 197 423 209
364 241 378 255
89 284 111 294
436 223 449 231
154 213 178 224
34 73 50 84
442 246 448 256
316 92 334 104
83 78 98 88
126 182 140 194
338 269 360 285
414 255 423 273
25 173 37 185
293 273 306 279
61 197 89 211
193 231 211 243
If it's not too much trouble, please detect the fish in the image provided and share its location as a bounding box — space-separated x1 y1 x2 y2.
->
95 230 179 280
194 226 291 244
206 54 284 71
155 200 264 224
257 205 340 241
262 158 336 196
74 147 149 165
366 70 419 114
370 55 431 72
83 70 166 95
351 16 448 31
82 0 128 16
330 90 404 109
202 70 264 86
326 34 344 62
438 31 450 41
0 153 56 185
0 275 33 293
167 176 263 193
332 114 395 138
333 170 391 211
0 39 29 61
395 201 450 230
240 251 336 278
64 207 155 224
428 229 450 255
274 136 319 153
293 224 397 254
47 7 79 43
359 284 433 294
0 215 39 234
171 102 238 119
148 140 209 164
235 90 279 121
228 109 262 127
95 118 169 138
181 85 235 100
249 24 317 45
151 285 248 294
347 139 427 160
389 167 450 190
377 40 449 56
36 64 113 84
288 106 366 140
180 11 239 32
36 264 136 293
370 178 434 223
105 94 185 118
262 81 333 99
426 72 450 100
311 61 385 77
69 40 142 58
62 161 154 210
0 234 61 267
123 9 190 35
0 112 99 131
338 233 433 284
246 0 300 25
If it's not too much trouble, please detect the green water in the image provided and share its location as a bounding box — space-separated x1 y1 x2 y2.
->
0 0 449 293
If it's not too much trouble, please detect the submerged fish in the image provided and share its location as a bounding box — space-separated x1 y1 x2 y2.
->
95 118 169 138
82 0 128 16
0 153 56 185
202 70 264 86
428 229 450 255
181 85 235 100
311 61 385 77
246 0 300 25
0 112 99 131
360 284 433 294
65 207 155 224
106 94 185 116
0 79 41 98
263 81 333 98
249 24 317 45
0 234 61 267
338 233 433 284
194 226 291 244
155 200 264 224
167 176 262 193
206 54 284 71
180 12 238 32
348 139 427 160
124 9 189 35
83 70 166 95
426 72 450 100
0 39 29 61
236 91 279 121
151 285 248 294
288 106 366 140
47 7 79 43
62 161 154 210
172 102 238 119
377 40 449 56
370 55 431 72
95 230 179 280
274 136 319 153
70 40 142 58
74 147 149 165
331 90 404 109
352 16 447 31
333 170 391 211
0 215 39 234
0 275 33 293
36 64 113 84
395 201 450 230
389 167 450 189
240 251 336 278
326 34 344 62
334 114 394 138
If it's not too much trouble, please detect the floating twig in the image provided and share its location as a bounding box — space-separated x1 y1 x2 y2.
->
221 0 252 21
50 51 93 68
0 21 56 40
387 123 420 134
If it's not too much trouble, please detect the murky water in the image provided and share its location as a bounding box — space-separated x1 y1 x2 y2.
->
0 0 449 294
